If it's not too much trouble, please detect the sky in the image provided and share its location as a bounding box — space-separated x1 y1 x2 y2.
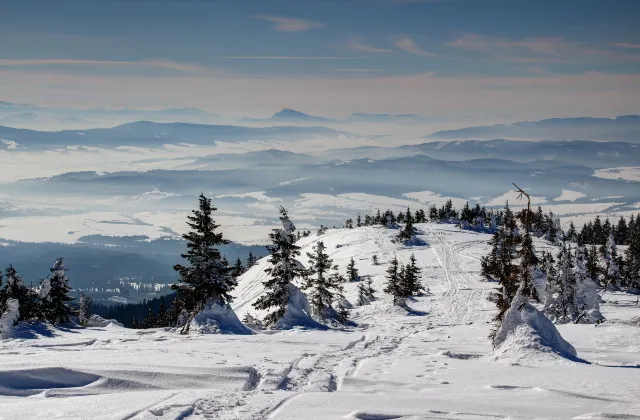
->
1 0 640 120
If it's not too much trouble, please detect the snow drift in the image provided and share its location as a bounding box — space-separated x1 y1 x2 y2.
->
85 315 124 328
189 301 253 335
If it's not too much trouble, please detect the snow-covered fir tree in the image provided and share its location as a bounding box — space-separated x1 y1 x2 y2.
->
372 255 379 265
78 292 92 327
602 233 620 288
346 257 359 282
253 206 305 326
384 255 404 306
574 245 604 323
624 217 640 290
556 242 578 322
302 241 346 322
2 265 38 321
39 258 75 325
171 193 235 334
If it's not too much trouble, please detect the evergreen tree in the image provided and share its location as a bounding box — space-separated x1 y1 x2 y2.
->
356 214 362 227
171 193 234 334
372 255 379 265
302 241 344 322
402 253 423 296
397 208 416 243
624 216 640 290
246 251 258 268
253 206 304 326
39 258 75 325
556 242 578 322
585 245 600 285
566 221 577 242
78 292 92 327
357 276 377 306
345 219 354 229
615 216 628 245
156 296 169 327
2 266 38 321
429 206 438 222
602 233 620 288
574 245 603 323
346 258 359 282
384 256 404 305
141 306 157 328
232 258 245 278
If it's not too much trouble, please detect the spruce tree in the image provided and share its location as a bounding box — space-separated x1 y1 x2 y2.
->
39 258 75 325
397 210 416 243
156 296 169 327
171 193 234 333
372 255 379 265
356 214 362 227
346 258 359 282
557 242 578 322
246 251 258 268
384 256 404 306
624 217 640 290
302 241 344 322
357 276 377 306
232 258 245 278
78 292 92 327
253 206 304 326
2 266 38 321
602 233 620 288
402 253 423 296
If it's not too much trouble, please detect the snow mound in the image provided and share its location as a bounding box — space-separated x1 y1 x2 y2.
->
189 301 254 335
85 315 124 328
403 235 427 246
273 283 325 330
490 291 577 362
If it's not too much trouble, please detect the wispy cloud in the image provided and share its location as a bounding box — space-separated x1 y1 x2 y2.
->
219 56 363 60
449 33 640 63
611 42 640 49
0 59 205 73
253 15 325 32
347 37 393 53
395 37 438 57
333 68 385 73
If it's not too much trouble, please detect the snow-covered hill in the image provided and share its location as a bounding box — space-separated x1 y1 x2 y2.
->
1 224 639 419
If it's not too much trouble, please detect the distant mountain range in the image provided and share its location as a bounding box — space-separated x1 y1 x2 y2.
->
427 115 640 143
0 120 350 149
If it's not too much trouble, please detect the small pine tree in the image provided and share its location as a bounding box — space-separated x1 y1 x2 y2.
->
232 258 245 278
346 258 359 282
344 219 354 229
2 266 38 321
171 193 235 334
253 206 304 326
357 214 362 227
247 252 257 268
40 258 75 325
156 296 169 327
372 255 379 265
402 254 423 296
357 276 377 306
78 292 92 327
624 216 640 290
384 256 404 306
302 241 343 321
141 306 156 329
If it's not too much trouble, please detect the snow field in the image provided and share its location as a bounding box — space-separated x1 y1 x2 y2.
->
1 224 639 419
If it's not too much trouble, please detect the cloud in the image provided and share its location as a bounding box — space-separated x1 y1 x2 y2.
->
0 59 205 73
253 15 325 32
347 37 393 53
611 42 640 49
395 37 438 57
332 68 385 72
449 34 640 63
220 56 363 60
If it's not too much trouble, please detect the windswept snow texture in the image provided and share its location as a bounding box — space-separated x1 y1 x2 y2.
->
1 225 640 419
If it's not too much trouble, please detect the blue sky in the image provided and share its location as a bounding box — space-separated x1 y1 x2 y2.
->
1 0 639 119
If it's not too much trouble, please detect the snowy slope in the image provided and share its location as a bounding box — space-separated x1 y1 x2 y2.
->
1 224 640 419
